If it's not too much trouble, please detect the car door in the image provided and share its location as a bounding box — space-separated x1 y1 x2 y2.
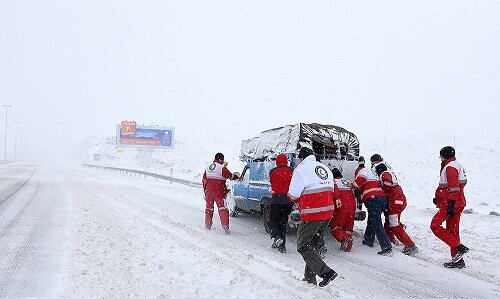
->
232 165 250 212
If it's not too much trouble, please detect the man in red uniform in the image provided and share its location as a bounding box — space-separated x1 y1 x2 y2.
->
430 146 469 268
329 168 356 252
268 153 294 253
351 155 392 255
203 153 239 234
371 155 418 256
288 147 339 287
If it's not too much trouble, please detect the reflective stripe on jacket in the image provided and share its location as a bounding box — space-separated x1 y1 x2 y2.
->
288 155 338 221
435 158 467 209
379 170 407 213
334 178 356 212
353 167 385 202
204 161 237 198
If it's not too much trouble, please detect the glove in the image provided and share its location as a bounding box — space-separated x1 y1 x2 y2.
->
447 200 456 217
290 210 301 222
288 210 302 227
432 198 437 206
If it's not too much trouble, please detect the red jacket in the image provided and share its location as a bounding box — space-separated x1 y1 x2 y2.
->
203 160 239 199
334 178 356 212
353 167 385 202
288 155 338 221
435 157 467 209
269 154 293 204
379 170 407 213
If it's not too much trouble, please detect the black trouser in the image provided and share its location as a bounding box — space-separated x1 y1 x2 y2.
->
268 203 293 244
297 219 332 279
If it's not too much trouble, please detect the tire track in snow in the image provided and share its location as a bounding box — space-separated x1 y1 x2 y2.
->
68 170 336 298
72 168 500 298
0 173 39 237
0 167 35 209
0 171 43 295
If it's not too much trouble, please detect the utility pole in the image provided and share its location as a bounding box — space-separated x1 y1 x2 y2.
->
13 121 20 160
20 129 24 160
2 105 12 160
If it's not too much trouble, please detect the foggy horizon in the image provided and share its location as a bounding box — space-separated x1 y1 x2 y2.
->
1 1 499 162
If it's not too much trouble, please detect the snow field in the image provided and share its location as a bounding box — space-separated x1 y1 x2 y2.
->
58 166 499 298
61 168 339 298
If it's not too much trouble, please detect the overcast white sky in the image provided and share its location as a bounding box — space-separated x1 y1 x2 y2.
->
1 1 499 161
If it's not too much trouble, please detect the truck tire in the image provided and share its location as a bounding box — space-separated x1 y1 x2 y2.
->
226 191 238 217
262 197 272 233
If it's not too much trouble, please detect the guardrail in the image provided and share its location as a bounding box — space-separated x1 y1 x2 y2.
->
82 164 203 188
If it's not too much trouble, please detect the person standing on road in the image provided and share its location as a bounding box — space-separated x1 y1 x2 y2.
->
203 153 239 234
430 146 469 268
268 153 294 253
371 155 418 256
350 154 392 256
329 168 356 252
287 147 339 287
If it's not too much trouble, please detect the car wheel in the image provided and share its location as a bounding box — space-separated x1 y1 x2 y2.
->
229 209 238 217
262 198 271 233
226 190 238 217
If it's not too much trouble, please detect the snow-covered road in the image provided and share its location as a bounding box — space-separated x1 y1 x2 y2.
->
0 163 73 297
0 164 499 298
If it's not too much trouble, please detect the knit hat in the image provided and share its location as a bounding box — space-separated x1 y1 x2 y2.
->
370 154 383 164
440 146 455 159
298 147 314 159
375 162 388 176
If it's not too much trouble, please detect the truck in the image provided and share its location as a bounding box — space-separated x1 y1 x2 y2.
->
226 123 366 232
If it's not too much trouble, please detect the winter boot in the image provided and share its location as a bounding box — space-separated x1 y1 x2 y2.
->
377 247 393 256
272 237 283 249
340 238 353 252
302 277 317 285
452 244 469 262
362 239 374 247
223 225 230 235
345 238 353 252
318 270 338 287
444 258 466 269
402 245 418 256
278 243 286 253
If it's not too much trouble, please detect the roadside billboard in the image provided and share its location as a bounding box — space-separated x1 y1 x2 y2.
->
116 121 175 149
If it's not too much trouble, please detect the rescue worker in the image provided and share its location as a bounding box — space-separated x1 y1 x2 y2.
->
355 156 365 177
202 153 239 234
268 153 294 253
430 146 469 268
329 167 356 252
371 155 418 256
350 154 392 255
352 157 365 214
287 147 339 287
